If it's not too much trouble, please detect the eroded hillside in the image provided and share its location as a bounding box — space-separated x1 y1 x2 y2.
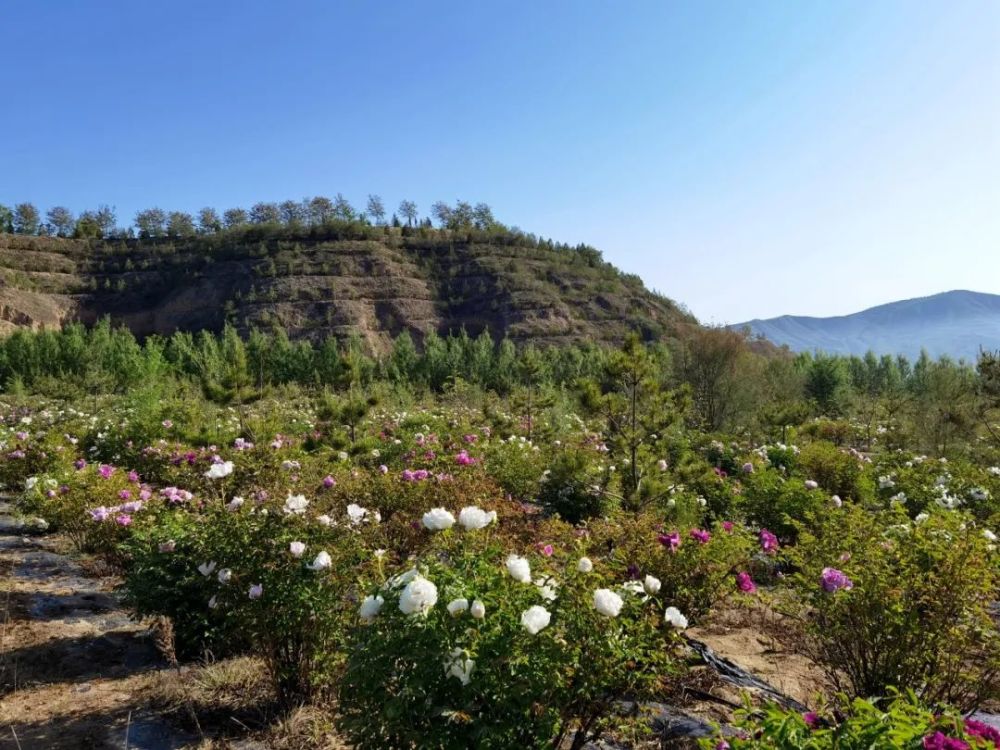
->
0 229 692 349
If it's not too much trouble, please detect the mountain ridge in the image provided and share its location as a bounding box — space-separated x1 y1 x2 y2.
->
734 290 1000 361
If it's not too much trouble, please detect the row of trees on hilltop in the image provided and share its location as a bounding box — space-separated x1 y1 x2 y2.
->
0 196 503 240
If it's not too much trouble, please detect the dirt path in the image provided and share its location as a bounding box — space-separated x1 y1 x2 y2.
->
0 499 197 750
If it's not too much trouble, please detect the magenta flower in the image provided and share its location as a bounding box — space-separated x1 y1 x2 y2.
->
802 712 820 729
454 450 477 466
722 520 735 533
538 543 554 557
820 567 854 593
118 490 132 501
74 458 87 470
98 464 115 479
923 732 969 750
323 475 336 488
759 529 779 555
128 470 140 483
965 719 1000 744
658 531 681 552
736 571 756 594
690 528 711 544
115 514 132 527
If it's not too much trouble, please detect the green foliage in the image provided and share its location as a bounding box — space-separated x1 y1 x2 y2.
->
538 446 609 523
797 441 871 501
739 467 829 541
702 691 995 750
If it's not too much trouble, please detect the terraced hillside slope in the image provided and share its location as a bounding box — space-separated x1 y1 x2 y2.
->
0 228 691 350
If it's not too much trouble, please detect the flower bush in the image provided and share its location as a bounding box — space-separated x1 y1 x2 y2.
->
589 512 754 623
785 504 1000 709
337 520 680 749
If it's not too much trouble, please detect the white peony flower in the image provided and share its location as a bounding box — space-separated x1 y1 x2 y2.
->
422 507 456 531
520 605 551 634
283 494 309 515
226 496 245 512
399 575 438 616
915 512 930 524
248 583 263 599
217 568 232 584
457 506 497 530
593 588 624 617
447 598 469 617
289 541 306 558
359 594 384 622
205 461 234 480
470 599 486 619
198 561 217 577
577 557 594 573
316 514 332 526
307 551 332 571
444 648 474 685
664 606 688 629
506 554 531 583
534 576 558 602
208 595 218 609
984 529 998 543
643 575 661 595
346 503 368 524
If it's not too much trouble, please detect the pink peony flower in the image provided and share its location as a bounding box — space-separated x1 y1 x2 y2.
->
89 507 110 522
658 531 681 552
965 719 1000 744
98 464 115 479
115 514 132 527
736 571 756 594
922 732 969 750
820 567 853 593
690 528 711 544
759 528 779 555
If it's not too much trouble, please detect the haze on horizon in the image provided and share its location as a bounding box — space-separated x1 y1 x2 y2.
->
1 1 997 324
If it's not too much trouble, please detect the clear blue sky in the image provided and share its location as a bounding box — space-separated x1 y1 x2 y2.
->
2 1 997 323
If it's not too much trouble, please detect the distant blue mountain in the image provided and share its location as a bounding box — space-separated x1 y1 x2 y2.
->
733 290 1000 361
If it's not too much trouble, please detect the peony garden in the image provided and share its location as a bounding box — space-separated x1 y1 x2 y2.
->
3 327 1000 748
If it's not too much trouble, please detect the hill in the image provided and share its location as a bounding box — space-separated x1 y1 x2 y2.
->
734 290 1000 361
0 227 693 349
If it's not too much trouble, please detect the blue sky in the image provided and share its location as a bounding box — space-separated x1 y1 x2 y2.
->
2 1 997 323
